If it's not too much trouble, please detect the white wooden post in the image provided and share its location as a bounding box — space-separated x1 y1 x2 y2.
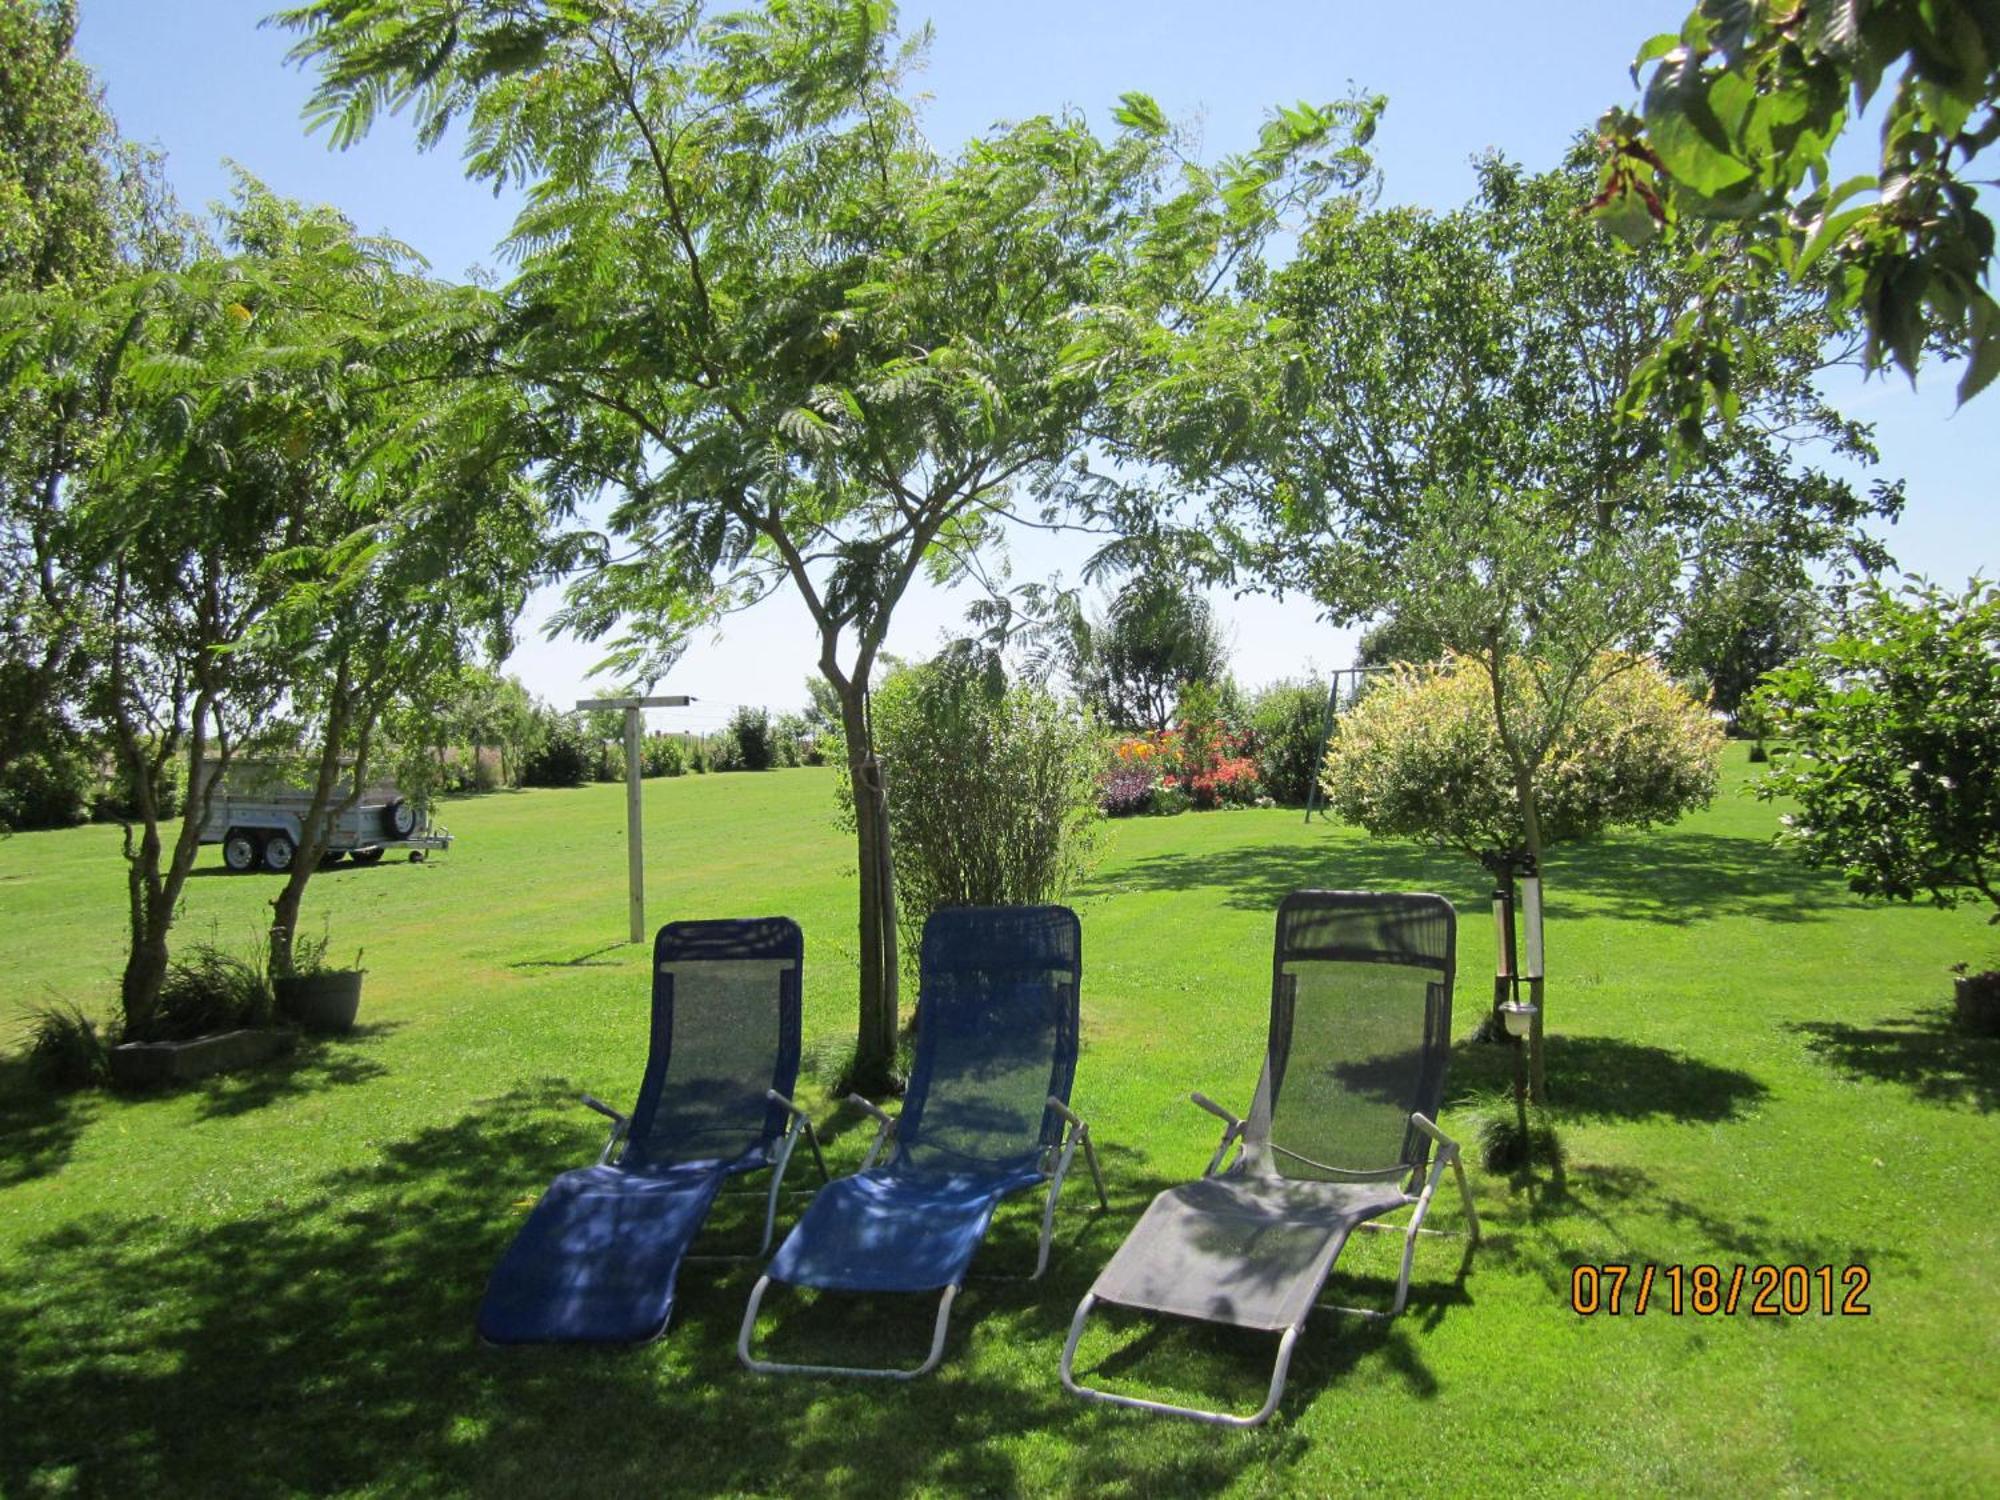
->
623 706 644 942
577 695 693 944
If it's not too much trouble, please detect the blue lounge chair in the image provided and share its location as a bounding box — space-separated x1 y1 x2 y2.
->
738 905 1106 1378
477 917 825 1345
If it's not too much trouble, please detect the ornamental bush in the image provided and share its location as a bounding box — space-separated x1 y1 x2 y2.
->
1753 578 2000 929
521 711 593 788
1322 653 1722 854
643 735 686 778
1098 765 1157 817
1245 678 1330 805
729 706 775 770
1100 698 1267 814
871 648 1101 956
0 746 93 831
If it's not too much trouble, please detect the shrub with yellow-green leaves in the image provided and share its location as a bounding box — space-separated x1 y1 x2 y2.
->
1321 653 1723 856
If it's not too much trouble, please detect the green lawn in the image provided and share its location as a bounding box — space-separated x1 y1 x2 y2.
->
2 750 1995 1497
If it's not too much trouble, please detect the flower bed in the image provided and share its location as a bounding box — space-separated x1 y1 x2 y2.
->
1099 719 1265 815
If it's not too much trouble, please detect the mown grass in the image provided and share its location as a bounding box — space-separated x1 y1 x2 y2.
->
1 749 1995 1497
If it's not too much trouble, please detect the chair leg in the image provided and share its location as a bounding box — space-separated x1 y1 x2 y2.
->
757 1129 797 1257
1331 1141 1482 1319
1030 1133 1084 1280
1079 1124 1108 1210
1329 1195 1437 1319
1448 1148 1480 1245
737 1275 959 1379
1060 1293 1300 1428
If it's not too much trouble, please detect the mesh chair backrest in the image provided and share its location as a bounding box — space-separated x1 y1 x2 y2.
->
622 917 803 1168
894 905 1082 1177
1243 891 1455 1183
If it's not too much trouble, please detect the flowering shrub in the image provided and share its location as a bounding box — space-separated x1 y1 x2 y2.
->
1098 766 1158 817
1188 755 1262 809
1101 719 1264 814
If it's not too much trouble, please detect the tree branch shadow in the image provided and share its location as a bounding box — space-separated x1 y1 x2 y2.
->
0 1057 96 1190
1787 1005 2000 1113
0 1094 1279 1498
1448 1033 1770 1124
189 1023 400 1122
1474 1162 1909 1301
1086 825 1848 926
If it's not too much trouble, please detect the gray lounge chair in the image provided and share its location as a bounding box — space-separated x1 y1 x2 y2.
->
1060 890 1479 1427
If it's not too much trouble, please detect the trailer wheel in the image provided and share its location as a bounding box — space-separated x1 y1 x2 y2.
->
262 832 296 872
223 830 261 873
318 848 346 869
348 847 385 866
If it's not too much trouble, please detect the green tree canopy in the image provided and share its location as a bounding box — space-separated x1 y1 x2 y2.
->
1667 562 1823 723
1087 146 1891 1100
277 0 1376 1090
4 177 535 1029
1755 577 2000 935
0 0 185 777
1594 0 2000 436
1061 574 1231 732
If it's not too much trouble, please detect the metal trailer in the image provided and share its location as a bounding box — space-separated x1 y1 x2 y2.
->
192 759 452 874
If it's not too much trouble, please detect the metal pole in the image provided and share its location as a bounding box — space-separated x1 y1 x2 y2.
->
625 706 644 944
1302 672 1341 825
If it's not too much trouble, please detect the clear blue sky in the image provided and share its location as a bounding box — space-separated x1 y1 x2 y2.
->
75 1 1999 730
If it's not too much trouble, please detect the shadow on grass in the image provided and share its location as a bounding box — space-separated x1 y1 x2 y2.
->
185 857 433 881
0 1094 1291 1498
1087 827 1845 926
189 1023 398 1122
1448 1034 1770 1124
1082 840 1471 914
506 943 626 971
0 1028 397 1189
1473 1162 1908 1300
1787 1005 2000 1113
0 1056 96 1189
1554 830 1843 926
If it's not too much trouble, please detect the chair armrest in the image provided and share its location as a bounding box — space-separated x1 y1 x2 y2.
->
766 1089 813 1122
770 1090 830 1181
1409 1112 1458 1153
845 1093 896 1128
583 1093 631 1166
1046 1096 1087 1130
848 1093 899 1171
1190 1091 1243 1128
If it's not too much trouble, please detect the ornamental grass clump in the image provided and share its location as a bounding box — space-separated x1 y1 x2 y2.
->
866 647 1102 959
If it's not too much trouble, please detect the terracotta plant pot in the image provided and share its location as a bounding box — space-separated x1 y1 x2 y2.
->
276 970 364 1035
1954 971 2000 1036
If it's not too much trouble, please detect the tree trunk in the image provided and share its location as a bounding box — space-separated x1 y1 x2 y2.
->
837 678 900 1095
1517 767 1549 1105
270 676 357 978
119 692 225 1036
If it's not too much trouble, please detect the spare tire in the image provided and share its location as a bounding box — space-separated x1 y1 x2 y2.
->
384 798 418 837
